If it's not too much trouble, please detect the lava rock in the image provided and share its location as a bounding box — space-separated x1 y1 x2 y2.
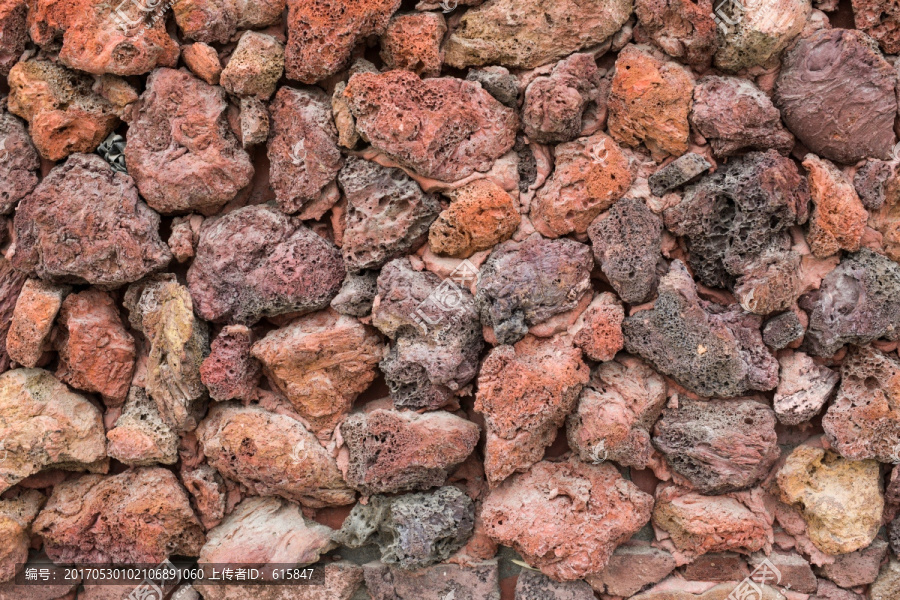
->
762 311 805 350
331 271 379 317
852 0 900 54
466 66 519 107
803 153 868 258
6 279 68 368
199 325 261 403
0 490 44 584
571 293 625 362
220 31 284 100
774 351 838 426
635 0 718 67
515 569 595 600
173 0 285 44
380 11 446 78
585 545 677 597
818 538 889 588
854 159 897 211
0 260 27 374
106 387 178 466
428 179 520 258
0 0 26 76
364 560 499 600
0 110 39 214
871 558 900 600
180 464 226 531
648 152 711 197
522 53 603 145
181 42 221 84
714 0 810 72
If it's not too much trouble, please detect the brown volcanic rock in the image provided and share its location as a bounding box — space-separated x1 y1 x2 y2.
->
0 110 39 214
343 69 518 182
0 368 107 493
220 31 284 100
775 28 897 164
6 279 67 369
428 179 519 258
197 402 355 507
444 0 632 69
11 154 171 288
476 334 589 485
181 464 226 530
482 458 653 581
0 490 44 584
182 42 221 84
187 204 345 325
173 0 285 44
0 0 26 76
124 68 253 216
380 11 446 78
32 467 204 563
522 53 603 145
852 0 900 54
200 325 261 403
7 59 119 160
285 0 400 84
635 0 718 67
0 260 27 374
803 154 868 258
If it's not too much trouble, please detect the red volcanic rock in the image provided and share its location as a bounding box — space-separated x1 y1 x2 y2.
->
0 110 39 214
571 293 625 362
0 260 27 373
220 31 284 100
690 76 794 158
586 545 677 597
285 0 400 84
522 53 603 145
482 458 653 581
774 351 838 426
182 42 221 84
364 561 499 600
6 279 67 368
476 334 589 485
181 464 226 530
27 0 178 76
608 45 693 159
635 0 718 66
11 154 171 287
32 468 204 563
567 354 666 469
200 325 261 403
337 408 480 495
775 28 897 164
803 154 868 258
0 0 26 76
653 398 780 494
187 205 345 324
852 0 900 54
429 179 519 259
173 0 285 44
124 68 253 216
197 402 356 507
167 215 201 263
7 59 119 160
251 309 383 434
0 490 44 584
531 132 633 238
343 69 518 182
106 387 178 466
268 86 343 216
380 12 446 78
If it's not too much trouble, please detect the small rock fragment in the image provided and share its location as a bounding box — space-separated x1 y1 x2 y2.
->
648 153 711 197
331 271 378 317
774 351 838 426
364 560 499 600
181 465 226 530
173 0 285 44
200 325 260 403
762 311 805 350
429 179 519 258
0 260 27 374
466 66 519 107
238 97 269 148
181 42 221 85
220 31 284 100
635 0 718 66
571 293 625 362
0 110 39 214
106 387 178 466
522 53 603 144
803 154 868 258
585 545 677 597
6 279 68 368
515 569 595 600
380 12 446 78
168 217 197 263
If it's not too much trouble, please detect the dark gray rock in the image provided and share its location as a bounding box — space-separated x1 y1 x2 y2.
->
331 271 379 317
762 311 805 350
515 569 594 600
467 66 520 108
648 153 711 196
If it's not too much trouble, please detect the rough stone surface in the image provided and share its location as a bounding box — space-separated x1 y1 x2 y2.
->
871 558 900 600
0 260 27 374
6 279 67 368
181 464 226 531
0 0 26 76
714 0 810 72
239 97 269 148
220 31 284 100
774 444 883 555
380 12 446 78
0 110 39 214
187 205 345 324
200 325 261 403
586 545 677 597
818 538 889 588
466 66 519 107
197 402 355 507
515 569 595 600
762 311 804 350
854 159 897 211
364 560 499 600
482 458 653 581
429 179 519 258
0 490 44 583
635 0 718 67
648 152 711 197
343 69 518 182
181 42 221 85
11 154 171 287
852 0 900 54
124 68 253 215
173 0 285 44
106 387 178 466
337 408 480 495
774 351 838 426
331 271 378 317
476 334 588 485
522 53 603 145
775 28 898 164
803 154 868 258
32 467 204 563
571 293 625 362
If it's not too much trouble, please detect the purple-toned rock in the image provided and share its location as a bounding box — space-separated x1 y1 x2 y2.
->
775 28 897 164
106 387 178 466
0 0 26 76
267 86 343 217
774 351 838 425
200 325 261 403
343 69 518 182
818 538 889 588
364 560 499 600
331 271 378 317
749 552 817 594
173 0 285 44
623 261 778 398
124 68 253 215
339 157 440 272
635 0 718 66
854 159 897 211
476 235 593 345
522 53 603 144
516 569 594 600
586 545 677 597
691 76 794 158
0 110 39 214
187 205 345 325
0 260 27 374
11 154 171 288
762 311 805 350
220 31 284 100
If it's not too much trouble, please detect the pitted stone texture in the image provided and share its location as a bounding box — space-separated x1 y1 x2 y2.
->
774 351 838 426
762 311 804 350
372 259 482 410
0 260 27 374
567 354 667 469
0 0 26 76
268 87 343 216
331 271 378 317
852 0 900 54
173 0 285 44
623 261 778 398
476 235 593 345
690 76 794 158
339 157 440 272
0 368 107 492
585 545 677 597
803 154 868 258
187 205 345 325
125 275 209 433
854 159 897 211
125 68 253 216
338 408 479 495
429 179 519 258
32 467 204 563
466 66 519 107
380 11 446 78
364 561 499 600
444 0 632 69
251 309 384 434
800 249 900 356
515 569 595 600
200 325 261 403
482 458 653 581
335 486 474 569
653 398 780 494
648 153 711 197
182 42 221 84
197 402 355 507
7 59 118 160
714 0 810 72
635 0 718 66
285 0 400 83
199 496 335 566
775 444 883 555
608 45 694 159
12 154 171 288
571 293 625 362
522 53 603 145
343 69 518 182
532 133 633 238
6 279 67 369
0 110 39 214
220 31 284 100
26 0 179 76
775 28 897 164
476 334 588 485
106 387 178 466
589 197 662 304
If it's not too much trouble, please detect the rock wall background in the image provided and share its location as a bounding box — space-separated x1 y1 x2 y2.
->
0 0 900 599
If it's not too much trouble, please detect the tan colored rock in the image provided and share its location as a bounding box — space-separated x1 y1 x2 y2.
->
0 490 44 583
6 279 67 368
182 42 222 85
0 368 107 493
428 179 520 258
715 0 812 72
220 31 284 100
106 387 178 466
803 154 868 258
571 293 625 363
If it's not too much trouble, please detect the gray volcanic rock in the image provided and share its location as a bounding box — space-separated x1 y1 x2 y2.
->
648 153 711 197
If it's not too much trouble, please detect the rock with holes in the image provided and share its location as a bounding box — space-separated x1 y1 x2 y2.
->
635 0 718 67
818 538 889 588
220 31 284 100
854 159 898 211
585 545 677 597
871 558 900 600
852 0 900 54
331 271 379 317
803 154 868 258
714 0 810 72
172 0 285 44
429 179 520 258
380 11 446 78
199 325 261 403
522 53 603 145
0 110 39 214
6 279 68 369
571 293 625 362
364 561 500 600
0 0 26 76
0 260 27 374
515 569 595 600
106 387 178 466
762 311 805 350
774 351 838 426
648 152 711 197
